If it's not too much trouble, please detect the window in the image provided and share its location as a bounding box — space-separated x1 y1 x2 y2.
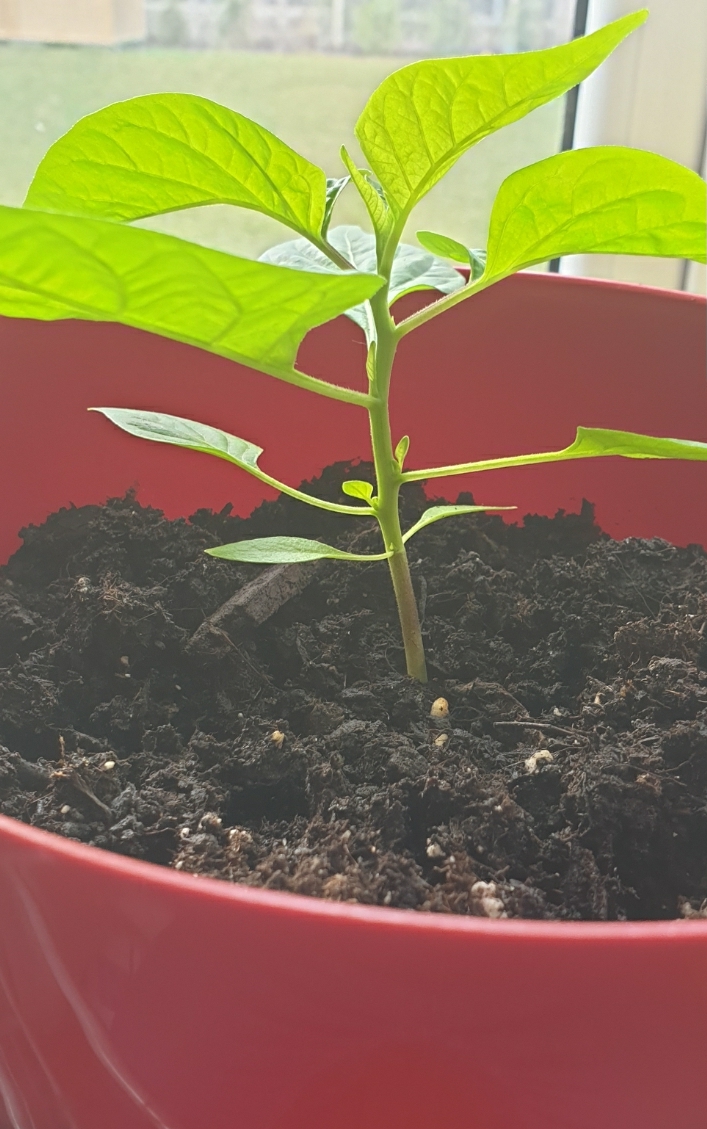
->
1 2 704 291
0 1 575 261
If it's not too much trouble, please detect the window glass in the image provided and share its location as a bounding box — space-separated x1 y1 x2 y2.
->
0 1 577 258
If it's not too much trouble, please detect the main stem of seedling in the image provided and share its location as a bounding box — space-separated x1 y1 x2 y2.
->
368 286 428 683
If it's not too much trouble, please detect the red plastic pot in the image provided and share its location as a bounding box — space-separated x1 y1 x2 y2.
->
0 273 706 1129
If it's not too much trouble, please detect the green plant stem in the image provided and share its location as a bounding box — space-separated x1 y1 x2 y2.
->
368 287 427 682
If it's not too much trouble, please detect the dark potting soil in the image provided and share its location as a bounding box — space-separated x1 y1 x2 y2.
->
2 464 707 922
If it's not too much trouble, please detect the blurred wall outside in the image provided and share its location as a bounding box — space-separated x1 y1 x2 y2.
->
0 1 146 45
144 0 576 55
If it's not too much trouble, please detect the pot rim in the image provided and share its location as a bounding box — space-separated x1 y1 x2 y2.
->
3 813 706 942
463 268 707 306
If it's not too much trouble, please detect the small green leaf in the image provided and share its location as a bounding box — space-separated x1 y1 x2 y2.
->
417 231 487 280
390 241 465 302
340 146 393 238
342 480 375 502
323 176 350 236
261 225 463 344
469 249 487 282
92 408 263 468
0 206 383 385
260 226 376 345
355 11 647 219
416 231 468 263
206 536 390 563
484 147 707 279
25 93 329 242
395 435 410 469
258 238 339 273
404 427 707 483
366 341 377 383
403 504 515 542
93 408 376 516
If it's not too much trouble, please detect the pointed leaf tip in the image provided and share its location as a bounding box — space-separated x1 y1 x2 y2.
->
356 13 648 217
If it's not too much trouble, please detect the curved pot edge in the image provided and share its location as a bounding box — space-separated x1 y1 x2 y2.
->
3 813 706 943
521 271 706 305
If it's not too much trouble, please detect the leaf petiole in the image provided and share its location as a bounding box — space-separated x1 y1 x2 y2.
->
269 365 374 407
402 427 707 483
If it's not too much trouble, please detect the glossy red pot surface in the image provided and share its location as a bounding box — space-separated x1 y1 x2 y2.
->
0 274 706 1129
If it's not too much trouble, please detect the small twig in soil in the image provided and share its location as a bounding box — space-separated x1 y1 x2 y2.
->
190 560 321 655
52 767 112 818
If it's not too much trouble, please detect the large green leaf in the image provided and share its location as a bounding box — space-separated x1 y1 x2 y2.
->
260 224 463 342
207 536 390 564
483 147 707 280
24 93 329 242
355 11 646 220
0 205 383 394
403 427 707 483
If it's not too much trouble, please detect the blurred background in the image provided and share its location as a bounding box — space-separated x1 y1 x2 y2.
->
0 0 704 289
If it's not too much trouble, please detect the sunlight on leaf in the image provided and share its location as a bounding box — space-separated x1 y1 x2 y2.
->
340 146 393 238
25 93 328 241
355 11 647 219
323 176 350 236
0 206 383 381
484 147 707 279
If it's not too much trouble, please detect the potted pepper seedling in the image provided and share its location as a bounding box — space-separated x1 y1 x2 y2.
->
0 11 707 1128
0 9 704 682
